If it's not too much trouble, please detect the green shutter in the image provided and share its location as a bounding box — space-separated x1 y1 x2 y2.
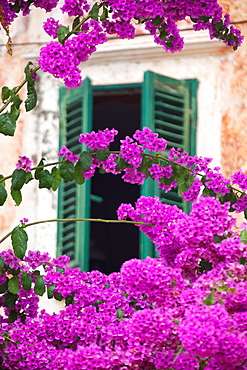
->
141 71 198 258
57 78 92 270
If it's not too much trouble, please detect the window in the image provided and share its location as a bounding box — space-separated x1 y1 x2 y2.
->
57 71 198 272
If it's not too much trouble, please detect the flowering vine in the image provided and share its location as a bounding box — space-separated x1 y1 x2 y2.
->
0 0 244 138
1 127 247 216
0 1 246 369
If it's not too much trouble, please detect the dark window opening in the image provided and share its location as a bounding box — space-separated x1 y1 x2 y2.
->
89 88 141 274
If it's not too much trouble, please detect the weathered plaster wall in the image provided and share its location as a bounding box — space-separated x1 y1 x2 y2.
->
218 0 247 178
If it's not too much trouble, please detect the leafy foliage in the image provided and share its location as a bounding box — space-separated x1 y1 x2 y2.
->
11 226 28 260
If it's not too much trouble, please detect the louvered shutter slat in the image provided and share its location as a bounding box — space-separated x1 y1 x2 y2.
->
57 78 92 270
141 71 198 258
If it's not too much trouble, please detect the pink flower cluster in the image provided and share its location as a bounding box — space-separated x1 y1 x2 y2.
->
4 122 247 368
78 127 118 150
58 126 247 204
133 127 167 152
148 163 173 181
120 136 145 168
38 20 108 88
16 156 33 172
60 0 90 17
43 17 62 38
231 169 247 191
118 195 236 271
57 145 80 162
2 197 247 370
2 0 241 87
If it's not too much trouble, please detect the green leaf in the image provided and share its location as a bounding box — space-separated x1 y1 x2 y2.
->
204 291 215 306
47 284 55 299
240 230 247 245
33 270 40 276
58 26 69 42
7 267 20 276
176 167 188 183
20 312 27 324
11 169 26 191
74 162 85 185
244 208 247 221
0 112 16 136
0 279 8 294
11 226 28 260
201 16 210 23
21 273 32 291
34 275 45 296
213 21 224 33
137 155 153 177
65 292 75 306
153 15 163 26
9 310 18 323
228 192 240 212
202 187 217 197
0 175 6 187
177 172 194 197
60 161 75 181
72 16 80 34
10 104 20 120
11 94 22 108
24 62 35 86
100 6 108 21
90 3 99 20
99 166 106 174
11 189 22 206
25 171 33 184
3 292 18 308
78 151 92 171
8 276 20 294
1 86 11 103
0 184 7 206
159 28 168 41
159 174 176 186
25 85 37 112
51 167 61 191
220 189 236 203
116 308 124 320
0 256 4 271
240 256 246 266
38 170 54 189
171 279 177 288
11 1 22 12
95 148 109 161
35 158 45 180
54 292 63 301
214 235 222 243
115 155 129 172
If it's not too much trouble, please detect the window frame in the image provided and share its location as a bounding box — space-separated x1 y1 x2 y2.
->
57 72 198 269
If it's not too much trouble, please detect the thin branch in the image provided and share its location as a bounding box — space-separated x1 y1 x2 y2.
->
0 159 66 183
62 3 104 42
172 345 184 364
0 65 40 114
0 217 154 244
0 149 245 198
0 160 65 184
0 334 15 343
